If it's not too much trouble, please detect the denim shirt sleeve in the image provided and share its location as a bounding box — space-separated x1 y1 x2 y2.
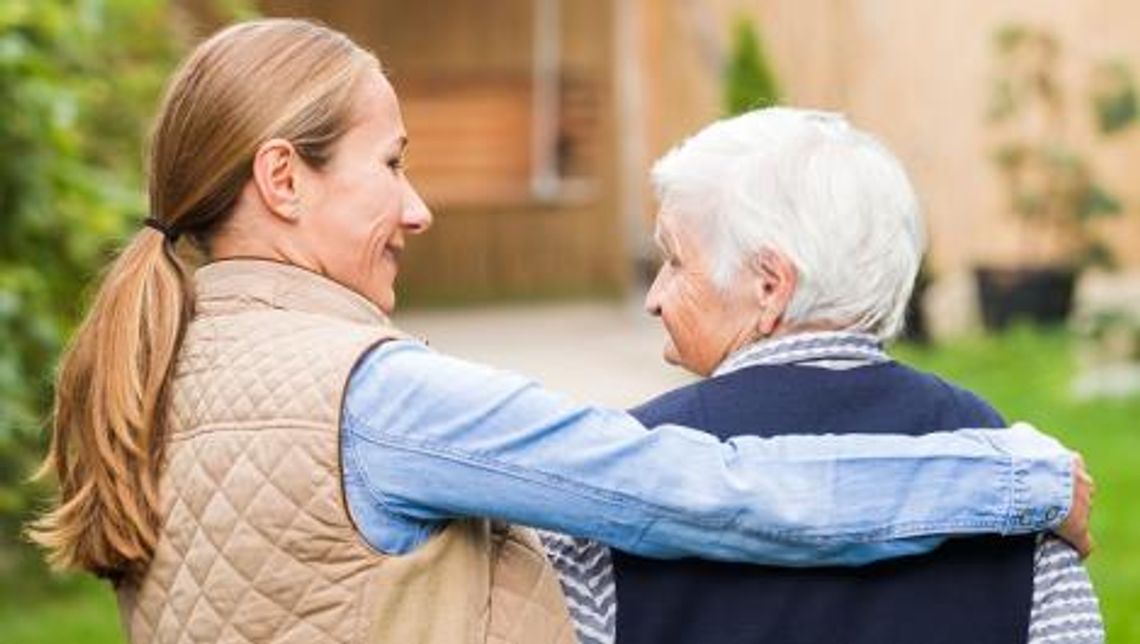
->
341 340 1073 566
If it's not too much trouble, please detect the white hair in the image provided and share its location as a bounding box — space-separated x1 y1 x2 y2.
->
651 107 926 339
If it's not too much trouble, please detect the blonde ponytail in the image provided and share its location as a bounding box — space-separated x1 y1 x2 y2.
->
30 230 190 579
29 18 377 580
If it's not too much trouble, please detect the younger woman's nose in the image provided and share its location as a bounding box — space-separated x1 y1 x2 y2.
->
401 182 432 233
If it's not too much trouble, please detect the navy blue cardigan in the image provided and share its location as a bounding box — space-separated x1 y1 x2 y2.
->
614 362 1034 644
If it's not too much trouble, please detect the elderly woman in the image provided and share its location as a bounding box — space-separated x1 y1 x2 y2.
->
33 20 1089 644
539 109 1102 644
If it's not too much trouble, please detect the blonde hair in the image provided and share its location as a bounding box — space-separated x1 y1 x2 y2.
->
29 18 378 580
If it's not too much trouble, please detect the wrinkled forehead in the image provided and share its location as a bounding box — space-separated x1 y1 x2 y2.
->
657 176 726 228
653 206 714 260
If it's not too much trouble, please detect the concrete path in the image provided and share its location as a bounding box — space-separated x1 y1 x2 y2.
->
393 299 696 409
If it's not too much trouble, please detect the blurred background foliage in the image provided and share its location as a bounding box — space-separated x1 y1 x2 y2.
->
723 16 781 116
0 0 193 595
986 24 1136 271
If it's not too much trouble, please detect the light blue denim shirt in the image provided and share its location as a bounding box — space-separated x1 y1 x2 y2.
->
341 339 1072 566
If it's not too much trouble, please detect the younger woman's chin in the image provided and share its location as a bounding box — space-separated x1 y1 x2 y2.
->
358 284 395 315
376 292 396 315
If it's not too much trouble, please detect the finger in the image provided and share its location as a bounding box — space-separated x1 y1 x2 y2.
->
1072 531 1089 558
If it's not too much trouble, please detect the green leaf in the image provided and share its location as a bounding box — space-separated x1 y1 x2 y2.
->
1078 240 1117 270
1092 60 1138 134
993 142 1027 170
723 16 782 116
1079 184 1123 220
994 24 1029 55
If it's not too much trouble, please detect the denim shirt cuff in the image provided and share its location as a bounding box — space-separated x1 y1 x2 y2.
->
993 422 1073 534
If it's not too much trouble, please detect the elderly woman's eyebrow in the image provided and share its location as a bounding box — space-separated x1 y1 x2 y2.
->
655 226 684 261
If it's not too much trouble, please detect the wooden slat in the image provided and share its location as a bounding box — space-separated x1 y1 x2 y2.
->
396 71 602 207
398 75 533 206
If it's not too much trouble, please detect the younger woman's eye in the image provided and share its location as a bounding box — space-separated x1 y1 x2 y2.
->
386 156 406 172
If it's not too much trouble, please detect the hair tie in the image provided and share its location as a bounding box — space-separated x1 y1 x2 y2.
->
143 217 181 243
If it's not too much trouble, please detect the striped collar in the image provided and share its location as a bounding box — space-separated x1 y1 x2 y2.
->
713 331 891 377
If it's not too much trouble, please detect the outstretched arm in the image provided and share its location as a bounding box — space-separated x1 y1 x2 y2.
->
342 340 1080 566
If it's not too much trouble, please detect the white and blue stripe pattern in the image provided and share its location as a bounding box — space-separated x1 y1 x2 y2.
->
538 530 617 644
1029 536 1105 643
541 331 1104 644
714 330 890 376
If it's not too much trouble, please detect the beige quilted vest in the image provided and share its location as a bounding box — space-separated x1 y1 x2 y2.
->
118 260 575 644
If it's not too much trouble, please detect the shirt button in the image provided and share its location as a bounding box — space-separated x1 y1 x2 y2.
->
1045 507 1061 522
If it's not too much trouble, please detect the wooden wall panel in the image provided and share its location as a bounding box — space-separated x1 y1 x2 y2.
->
256 0 625 303
649 0 1140 274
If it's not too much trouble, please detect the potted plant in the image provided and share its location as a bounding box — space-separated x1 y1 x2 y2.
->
978 25 1136 330
901 260 934 344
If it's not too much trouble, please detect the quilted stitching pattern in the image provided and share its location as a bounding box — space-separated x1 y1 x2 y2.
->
487 526 577 644
125 310 388 644
119 261 575 644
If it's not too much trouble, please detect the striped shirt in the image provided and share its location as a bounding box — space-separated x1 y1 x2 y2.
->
542 331 1104 644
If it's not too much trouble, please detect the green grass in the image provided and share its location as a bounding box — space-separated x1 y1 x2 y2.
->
1 327 1136 642
0 574 121 644
897 327 1140 642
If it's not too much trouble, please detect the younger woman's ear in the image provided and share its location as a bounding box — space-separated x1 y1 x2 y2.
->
750 249 797 337
251 138 303 222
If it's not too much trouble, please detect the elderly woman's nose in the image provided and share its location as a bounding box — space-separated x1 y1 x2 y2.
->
644 272 665 317
401 182 432 233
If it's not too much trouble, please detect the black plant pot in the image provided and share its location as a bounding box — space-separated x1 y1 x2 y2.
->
974 266 1077 331
900 272 932 344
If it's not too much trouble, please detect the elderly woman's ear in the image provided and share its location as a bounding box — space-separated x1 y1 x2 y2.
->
749 250 797 338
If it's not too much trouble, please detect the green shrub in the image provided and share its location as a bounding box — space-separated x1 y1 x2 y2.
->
723 16 781 116
0 0 185 578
